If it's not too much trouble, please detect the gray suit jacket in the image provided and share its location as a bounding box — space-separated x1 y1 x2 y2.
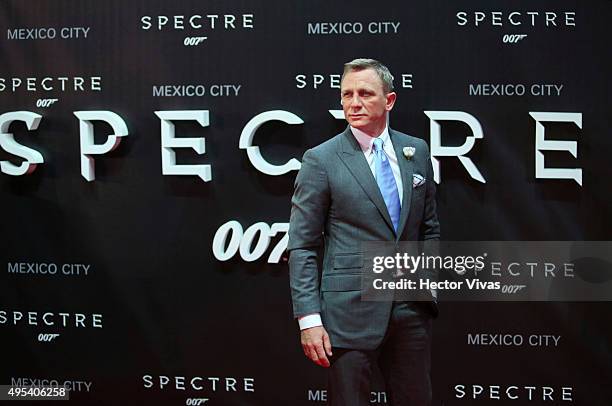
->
288 127 440 350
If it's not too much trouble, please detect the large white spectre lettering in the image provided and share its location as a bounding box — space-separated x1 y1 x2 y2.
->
424 111 485 184
0 111 43 176
0 110 583 186
155 110 210 181
239 110 302 175
529 112 582 186
73 111 129 181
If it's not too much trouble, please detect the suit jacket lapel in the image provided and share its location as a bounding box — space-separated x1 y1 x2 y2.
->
337 127 395 233
390 129 414 239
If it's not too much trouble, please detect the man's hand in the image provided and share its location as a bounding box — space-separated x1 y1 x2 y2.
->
301 326 333 367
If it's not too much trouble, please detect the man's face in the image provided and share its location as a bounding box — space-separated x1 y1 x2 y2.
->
340 68 396 136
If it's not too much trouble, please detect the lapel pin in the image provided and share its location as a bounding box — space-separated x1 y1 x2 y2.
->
403 146 415 160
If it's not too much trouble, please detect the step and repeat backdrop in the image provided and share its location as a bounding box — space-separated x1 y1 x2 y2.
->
1 1 611 405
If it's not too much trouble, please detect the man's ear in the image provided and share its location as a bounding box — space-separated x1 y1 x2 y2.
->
385 92 397 111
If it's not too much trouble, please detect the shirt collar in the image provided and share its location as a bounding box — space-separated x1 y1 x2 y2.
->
350 125 390 154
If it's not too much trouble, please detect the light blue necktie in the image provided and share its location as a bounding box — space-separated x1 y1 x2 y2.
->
372 138 401 231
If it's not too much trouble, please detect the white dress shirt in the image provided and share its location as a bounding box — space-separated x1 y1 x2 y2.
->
298 125 404 330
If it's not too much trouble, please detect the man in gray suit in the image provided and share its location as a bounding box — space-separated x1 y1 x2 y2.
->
288 58 440 406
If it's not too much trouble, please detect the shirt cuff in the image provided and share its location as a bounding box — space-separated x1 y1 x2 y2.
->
298 313 323 330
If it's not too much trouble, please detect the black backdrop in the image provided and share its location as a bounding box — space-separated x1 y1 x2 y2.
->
1 1 611 405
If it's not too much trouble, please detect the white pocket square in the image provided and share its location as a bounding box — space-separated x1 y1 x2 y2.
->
412 173 426 188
